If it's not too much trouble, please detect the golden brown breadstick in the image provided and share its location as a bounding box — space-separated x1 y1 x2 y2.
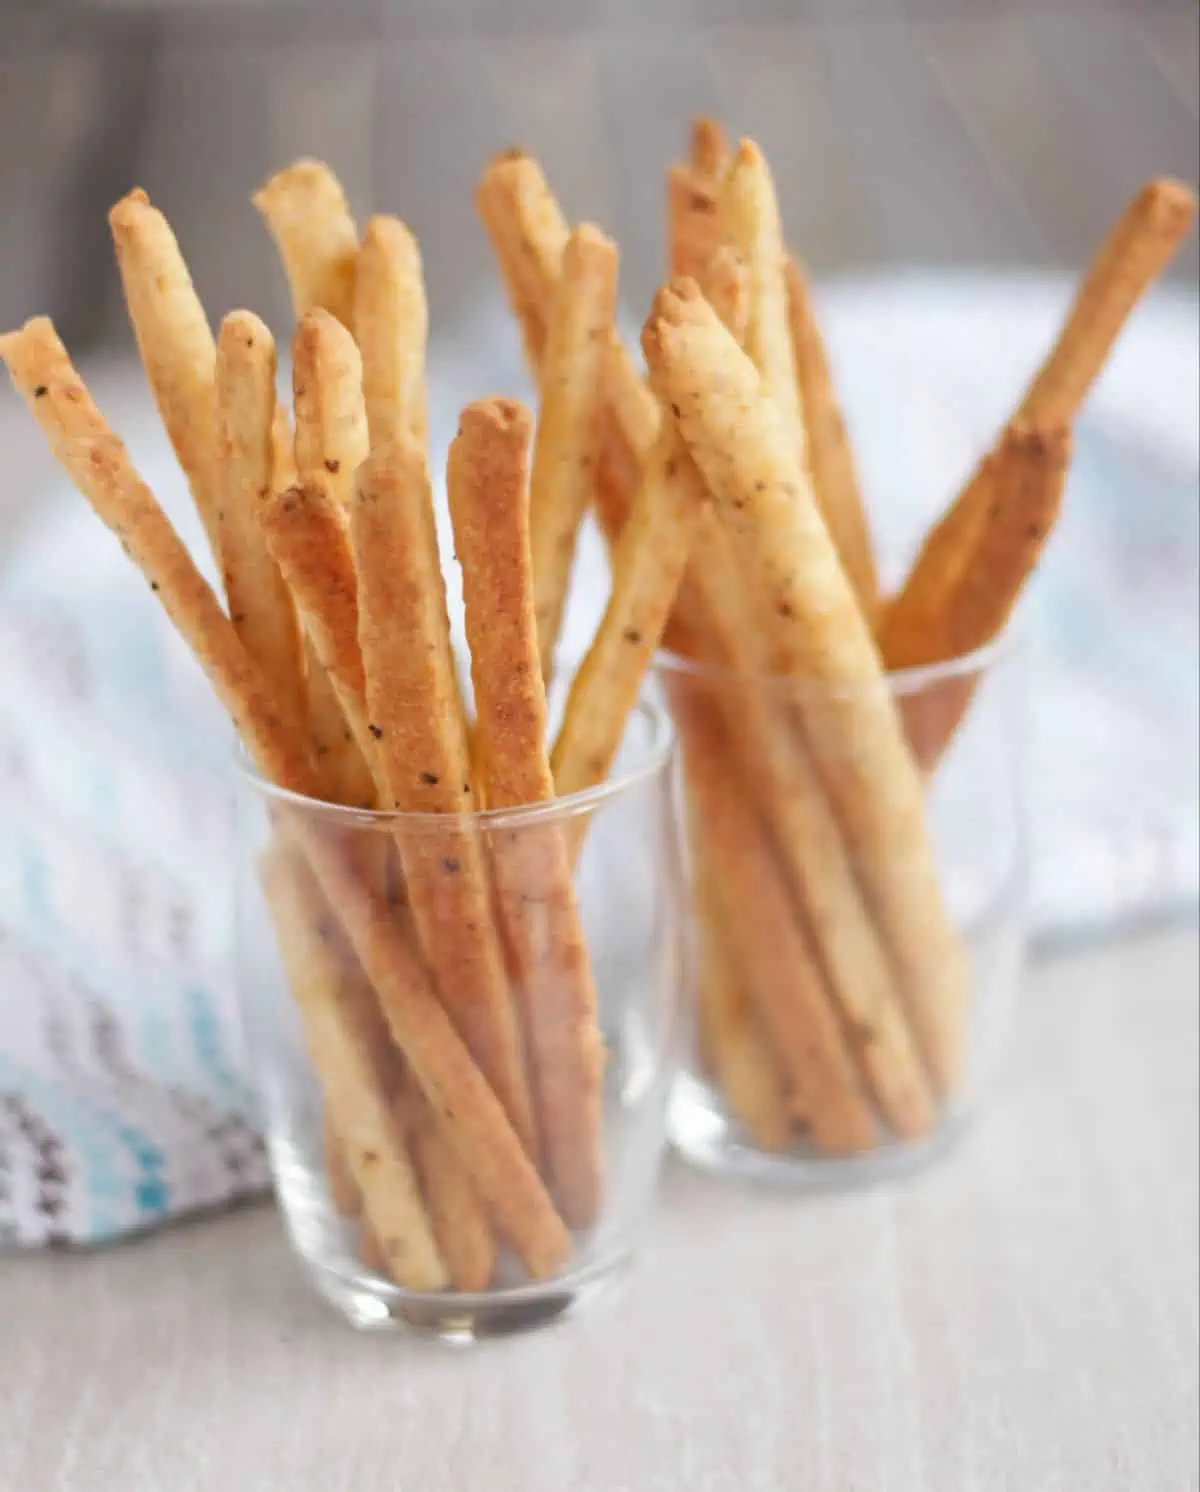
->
1 319 570 1279
261 845 447 1289
786 256 879 618
356 214 428 449
476 148 571 373
528 223 618 679
352 441 538 1159
258 481 374 758
701 246 750 345
718 141 805 462
690 116 731 181
552 420 707 800
108 189 220 560
672 686 875 1153
901 425 1072 773
1019 178 1196 426
214 312 307 738
252 158 358 331
882 178 1195 670
448 399 604 1228
292 308 369 511
400 1078 496 1292
644 281 968 1092
323 1116 361 1216
691 841 790 1152
668 165 723 282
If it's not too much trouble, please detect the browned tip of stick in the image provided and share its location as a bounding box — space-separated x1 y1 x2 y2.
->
1138 176 1198 232
361 212 420 258
0 315 62 380
690 116 731 179
731 137 767 174
219 307 271 347
252 157 333 210
566 221 618 263
455 396 532 446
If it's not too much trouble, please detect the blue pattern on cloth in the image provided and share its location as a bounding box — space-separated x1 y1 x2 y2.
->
0 273 1195 1247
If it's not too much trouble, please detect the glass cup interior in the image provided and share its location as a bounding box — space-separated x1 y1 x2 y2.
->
236 695 685 1338
659 635 1027 1186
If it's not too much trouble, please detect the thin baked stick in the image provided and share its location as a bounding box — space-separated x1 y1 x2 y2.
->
400 1078 497 1292
901 425 1072 773
108 189 221 561
261 845 446 1289
676 527 939 1133
0 319 445 1277
1 318 570 1279
718 141 805 463
214 312 307 738
1018 178 1196 427
529 224 618 679
448 399 605 1228
323 1117 361 1215
690 117 732 182
252 158 359 331
292 308 369 512
701 246 750 344
552 420 707 800
672 685 876 1153
476 149 659 468
786 256 879 619
690 828 791 1152
644 281 969 1093
668 165 723 282
258 481 375 764
356 214 429 449
476 149 571 374
881 178 1196 668
352 442 538 1160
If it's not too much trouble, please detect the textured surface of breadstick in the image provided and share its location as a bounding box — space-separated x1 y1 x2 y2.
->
400 1078 497 1293
476 149 571 372
356 215 428 448
448 399 604 1228
529 224 618 679
552 420 706 800
2 320 570 1279
668 165 723 282
691 840 790 1152
292 308 369 512
786 255 879 618
673 687 876 1153
352 442 537 1159
108 188 221 560
261 846 447 1290
259 481 375 761
252 158 358 331
718 142 805 462
1018 178 1196 427
294 820 570 1277
701 246 750 345
214 312 307 739
675 532 938 1133
645 282 968 1092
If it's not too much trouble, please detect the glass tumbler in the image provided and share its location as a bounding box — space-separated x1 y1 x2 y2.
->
661 637 1026 1185
236 697 684 1339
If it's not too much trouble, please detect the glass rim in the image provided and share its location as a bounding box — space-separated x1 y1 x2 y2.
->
653 624 1016 699
235 693 676 833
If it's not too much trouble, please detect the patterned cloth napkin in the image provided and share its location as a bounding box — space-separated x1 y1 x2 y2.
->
1 273 1196 1247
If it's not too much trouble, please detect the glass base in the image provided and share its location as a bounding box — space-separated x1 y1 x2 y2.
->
668 1074 974 1190
301 1250 631 1340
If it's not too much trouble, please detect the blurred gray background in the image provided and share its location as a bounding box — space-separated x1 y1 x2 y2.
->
2 0 1196 355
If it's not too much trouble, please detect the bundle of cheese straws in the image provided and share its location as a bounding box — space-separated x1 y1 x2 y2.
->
2 121 1194 1284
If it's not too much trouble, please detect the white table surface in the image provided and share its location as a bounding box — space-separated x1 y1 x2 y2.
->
1 926 1196 1492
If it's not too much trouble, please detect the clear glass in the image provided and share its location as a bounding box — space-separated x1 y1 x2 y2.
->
660 636 1027 1186
236 698 684 1340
